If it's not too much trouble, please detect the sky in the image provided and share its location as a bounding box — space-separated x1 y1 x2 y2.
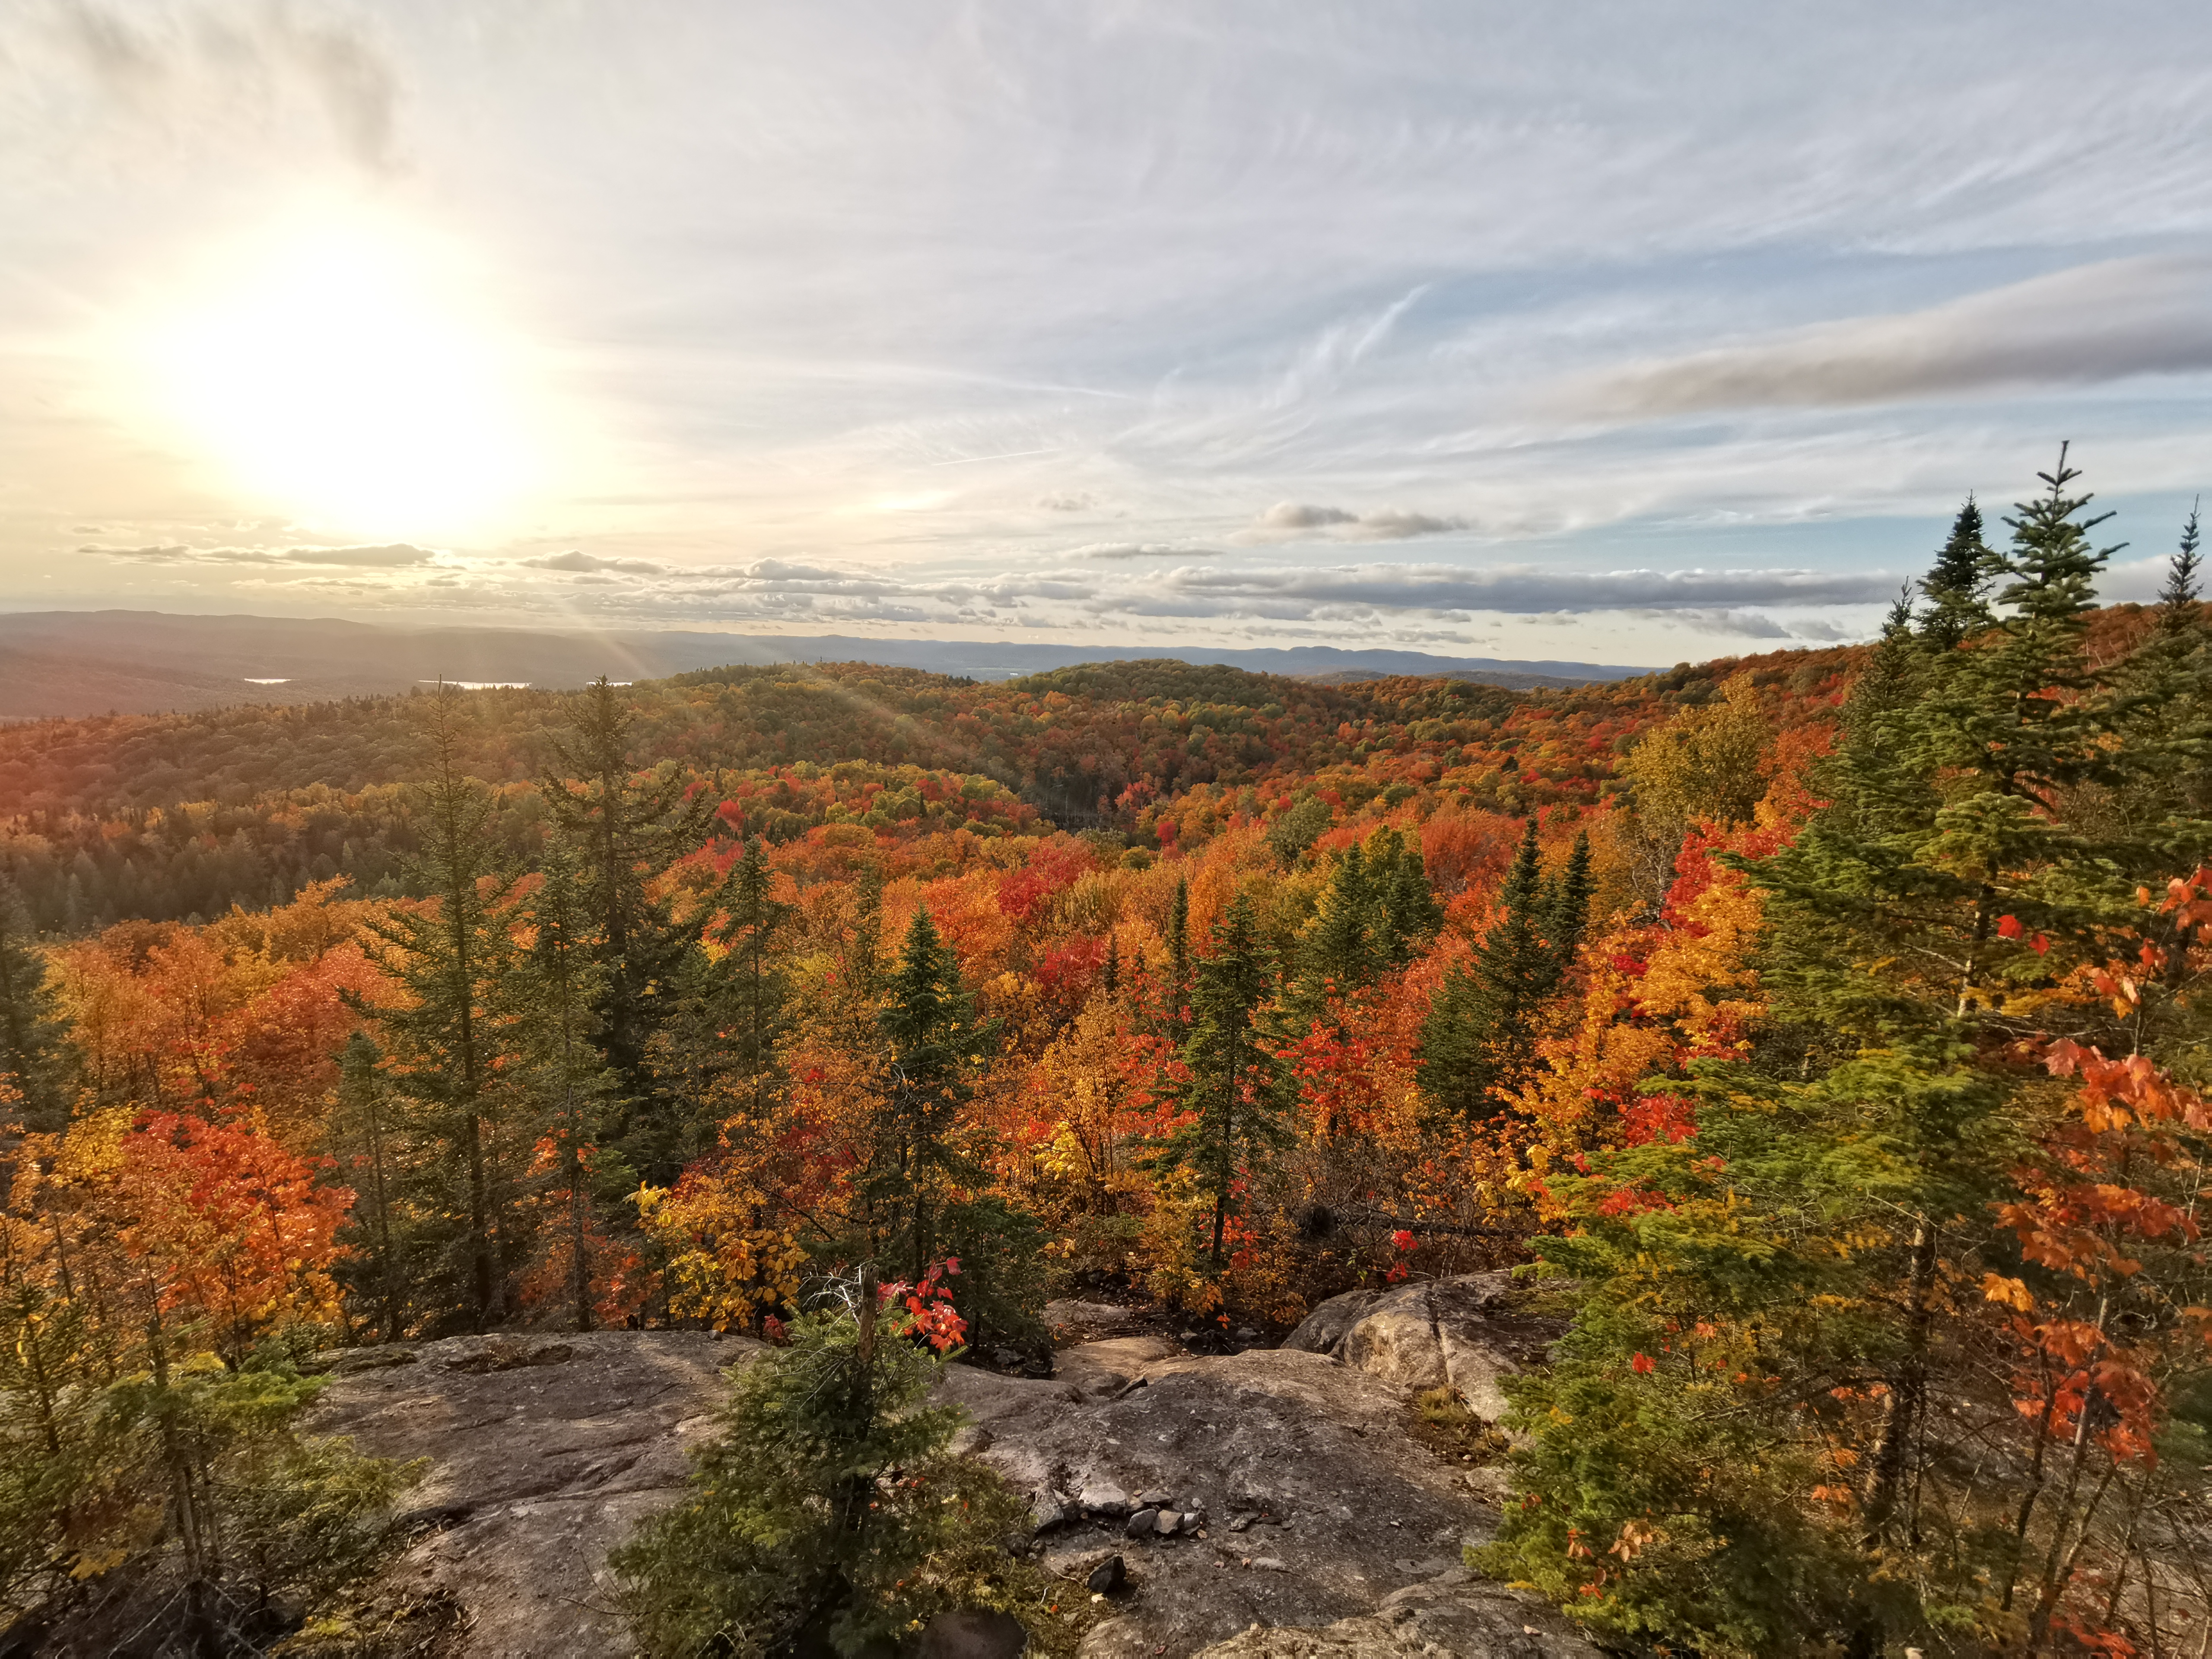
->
4 1 2211 667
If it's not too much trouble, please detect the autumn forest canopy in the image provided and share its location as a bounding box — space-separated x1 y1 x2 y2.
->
1 451 2210 1655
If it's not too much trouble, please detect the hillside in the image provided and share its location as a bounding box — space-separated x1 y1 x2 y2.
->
0 610 1647 719
0 645 1859 931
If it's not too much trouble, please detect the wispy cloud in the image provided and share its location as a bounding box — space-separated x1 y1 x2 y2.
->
515 550 666 575
1240 503 1470 543
83 542 437 567
49 0 401 172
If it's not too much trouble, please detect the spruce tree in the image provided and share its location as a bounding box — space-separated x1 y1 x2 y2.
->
1918 495 1993 650
0 878 70 1137
520 845 618 1332
1487 452 2212 1655
1373 826 1444 963
1292 841 1376 1017
1154 893 1287 1268
1418 817 1577 1118
362 689 522 1331
655 835 790 1165
869 909 992 1285
613 1270 1055 1656
1538 830 1593 979
1163 875 1192 1034
542 677 712 1182
332 1033 405 1342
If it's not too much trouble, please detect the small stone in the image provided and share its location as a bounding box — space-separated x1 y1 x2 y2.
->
1250 1556 1288 1572
1135 1487 1174 1510
1154 1511 1180 1536
1125 1508 1158 1538
1228 1515 1254 1533
1031 1502 1068 1532
1079 1482 1130 1518
993 1346 1025 1370
1085 1555 1126 1595
1235 1326 1259 1340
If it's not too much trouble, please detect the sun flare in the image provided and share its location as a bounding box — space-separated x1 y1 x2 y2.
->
146 219 541 536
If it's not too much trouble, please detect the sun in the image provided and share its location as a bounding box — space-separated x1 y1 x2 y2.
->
147 218 542 536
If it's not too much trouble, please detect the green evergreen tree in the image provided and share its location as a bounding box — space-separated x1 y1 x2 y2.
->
1154 893 1287 1268
361 689 522 1331
542 677 712 1183
612 1270 1056 1657
868 909 995 1287
1163 874 1192 1034
0 878 71 1137
1918 494 1994 650
519 845 619 1332
1292 841 1376 1017
1291 827 1443 1021
1538 830 1594 979
1373 826 1445 963
1418 817 1579 1118
331 1033 405 1343
654 835 790 1165
1486 452 2212 1656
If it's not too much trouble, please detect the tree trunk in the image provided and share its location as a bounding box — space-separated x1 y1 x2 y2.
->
1861 1217 1935 1538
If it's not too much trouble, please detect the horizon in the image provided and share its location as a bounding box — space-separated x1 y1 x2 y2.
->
6 3 2209 664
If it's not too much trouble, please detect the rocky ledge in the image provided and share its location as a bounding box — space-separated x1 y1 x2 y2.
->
305 1285 1587 1658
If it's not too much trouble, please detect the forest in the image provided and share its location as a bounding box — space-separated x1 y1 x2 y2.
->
0 453 2207 1656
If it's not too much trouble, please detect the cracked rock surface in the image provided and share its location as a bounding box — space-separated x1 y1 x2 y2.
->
943 1338 1592 1659
308 1315 1587 1658
304 1329 756 1659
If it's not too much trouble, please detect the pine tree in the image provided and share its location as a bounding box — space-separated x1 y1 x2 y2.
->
1918 495 1993 650
1154 893 1287 1269
0 878 70 1138
1419 817 1577 1119
1373 826 1444 963
519 846 618 1332
613 1268 1056 1656
332 1033 404 1342
542 678 712 1183
1538 830 1593 979
1293 842 1376 1016
868 909 992 1286
361 689 522 1331
1488 453 2212 1656
655 836 791 1165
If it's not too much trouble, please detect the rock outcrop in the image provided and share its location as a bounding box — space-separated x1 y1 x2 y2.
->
305 1313 1587 1658
304 1329 752 1658
941 1336 1585 1658
1280 1273 1558 1421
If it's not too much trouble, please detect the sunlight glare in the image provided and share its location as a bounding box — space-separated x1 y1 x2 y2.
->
149 220 542 536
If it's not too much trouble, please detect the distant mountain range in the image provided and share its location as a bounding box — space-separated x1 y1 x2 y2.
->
0 610 1651 718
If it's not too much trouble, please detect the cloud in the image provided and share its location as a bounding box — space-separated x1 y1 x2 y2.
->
516 550 667 575
80 542 436 567
1036 493 1098 512
54 0 400 172
1072 543 1212 560
1560 255 2212 418
1117 563 1895 619
1256 504 1357 531
481 552 1897 636
1243 503 1470 543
